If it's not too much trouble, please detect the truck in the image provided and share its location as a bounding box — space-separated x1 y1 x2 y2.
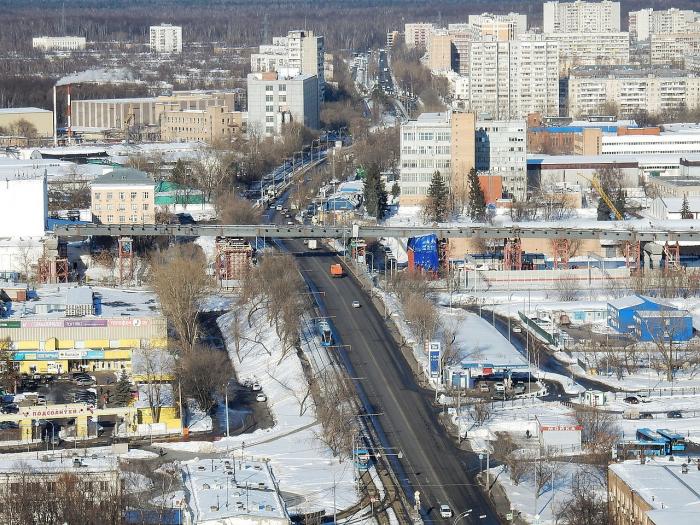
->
308 239 318 250
330 263 344 277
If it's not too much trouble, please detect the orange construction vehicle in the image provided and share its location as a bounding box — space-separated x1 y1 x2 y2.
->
330 263 344 277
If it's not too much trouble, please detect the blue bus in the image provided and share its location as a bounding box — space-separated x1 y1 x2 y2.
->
656 428 687 453
317 320 333 347
617 440 666 458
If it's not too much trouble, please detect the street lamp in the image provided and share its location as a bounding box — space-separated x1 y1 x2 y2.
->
453 509 473 524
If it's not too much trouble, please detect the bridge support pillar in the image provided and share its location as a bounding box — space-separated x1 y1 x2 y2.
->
503 238 522 271
624 241 641 273
664 241 681 272
552 239 570 269
118 236 134 284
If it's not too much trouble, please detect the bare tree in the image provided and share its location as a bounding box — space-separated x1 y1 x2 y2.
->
470 397 492 426
555 277 579 302
178 345 233 413
137 348 176 424
215 192 262 225
574 406 620 467
149 244 211 353
554 468 609 525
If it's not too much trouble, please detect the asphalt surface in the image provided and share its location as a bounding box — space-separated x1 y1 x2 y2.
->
281 240 499 524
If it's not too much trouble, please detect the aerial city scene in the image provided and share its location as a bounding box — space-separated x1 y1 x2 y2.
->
2 0 700 523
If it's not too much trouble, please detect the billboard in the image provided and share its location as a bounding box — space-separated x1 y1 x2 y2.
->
407 234 439 272
428 341 441 378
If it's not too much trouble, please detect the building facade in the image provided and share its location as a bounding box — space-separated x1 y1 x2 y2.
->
629 8 699 42
404 23 436 48
149 24 182 53
90 168 156 225
568 66 700 117
545 32 630 74
467 13 527 41
475 120 527 199
427 32 455 72
160 105 244 143
0 107 53 138
32 36 86 51
543 1 621 33
247 71 319 136
651 33 700 68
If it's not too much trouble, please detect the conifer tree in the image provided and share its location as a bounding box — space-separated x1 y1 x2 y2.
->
467 168 486 221
425 170 449 222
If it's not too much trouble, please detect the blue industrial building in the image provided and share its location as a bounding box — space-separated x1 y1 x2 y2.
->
607 295 673 333
633 310 693 342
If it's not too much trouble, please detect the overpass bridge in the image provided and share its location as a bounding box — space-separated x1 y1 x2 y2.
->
53 223 700 242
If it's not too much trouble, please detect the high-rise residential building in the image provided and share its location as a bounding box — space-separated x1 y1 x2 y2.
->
246 71 319 137
651 33 700 68
568 66 700 117
250 30 325 101
467 34 559 120
404 23 436 48
427 32 455 73
629 8 699 42
467 13 527 41
545 32 630 74
32 36 86 51
543 1 621 34
149 24 182 54
386 30 400 49
399 111 526 203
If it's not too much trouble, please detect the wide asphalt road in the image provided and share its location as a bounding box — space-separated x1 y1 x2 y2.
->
280 239 500 525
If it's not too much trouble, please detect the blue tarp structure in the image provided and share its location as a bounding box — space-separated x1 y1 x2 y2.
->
407 234 439 272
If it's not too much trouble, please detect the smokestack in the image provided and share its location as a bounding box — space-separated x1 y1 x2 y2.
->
66 84 72 145
52 85 58 147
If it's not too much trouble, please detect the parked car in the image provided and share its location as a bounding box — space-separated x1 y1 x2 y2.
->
479 383 490 393
1 404 18 414
512 326 522 333
75 377 95 386
256 393 268 402
494 383 505 393
251 382 262 392
0 422 19 430
639 412 654 419
624 396 640 404
439 504 453 518
668 410 683 419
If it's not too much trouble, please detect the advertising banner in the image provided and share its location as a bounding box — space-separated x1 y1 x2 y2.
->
428 341 442 378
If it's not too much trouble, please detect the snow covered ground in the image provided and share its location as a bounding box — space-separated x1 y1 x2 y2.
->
157 299 359 516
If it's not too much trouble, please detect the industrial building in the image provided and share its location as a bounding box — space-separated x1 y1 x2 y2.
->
90 168 156 225
246 71 319 136
149 24 182 54
160 105 244 143
607 295 678 335
32 36 86 51
0 107 54 139
633 310 693 343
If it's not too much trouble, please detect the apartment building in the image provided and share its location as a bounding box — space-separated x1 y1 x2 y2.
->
246 71 319 136
149 24 182 54
651 33 700 68
32 36 86 51
404 23 435 48
543 1 621 33
467 13 527 41
467 34 559 120
250 30 325 101
427 32 455 72
71 91 242 129
629 8 699 42
568 66 700 117
90 168 156 225
545 32 630 74
160 105 244 143
399 111 525 203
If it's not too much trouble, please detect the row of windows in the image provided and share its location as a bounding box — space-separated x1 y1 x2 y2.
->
95 204 150 212
94 191 150 200
265 84 287 92
100 214 143 223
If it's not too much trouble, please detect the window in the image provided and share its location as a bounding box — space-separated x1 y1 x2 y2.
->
266 105 274 112
94 192 101 200
106 192 113 200
131 204 137 211
130 191 137 199
279 84 286 91
118 204 125 211
106 204 113 211
107 215 114 223
266 95 274 102
94 204 101 211
119 192 125 200
143 192 149 199
143 204 149 211
278 95 286 102
266 116 275 123
130 215 138 222
265 84 274 91
119 216 125 223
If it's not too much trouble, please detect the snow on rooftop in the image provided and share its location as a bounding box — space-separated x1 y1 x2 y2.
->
610 458 700 513
0 107 51 114
608 295 647 310
183 458 289 523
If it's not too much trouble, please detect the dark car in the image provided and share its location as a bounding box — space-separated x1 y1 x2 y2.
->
639 412 653 419
624 396 640 404
668 410 683 419
1 404 19 414
0 422 19 430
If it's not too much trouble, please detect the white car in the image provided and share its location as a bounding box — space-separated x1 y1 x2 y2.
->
439 504 453 518
276 205 282 211
512 326 522 333
352 300 361 308
287 220 294 225
251 382 262 392
494 383 505 393
256 393 267 402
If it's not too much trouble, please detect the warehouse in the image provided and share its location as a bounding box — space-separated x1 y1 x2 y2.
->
0 107 54 139
607 295 676 334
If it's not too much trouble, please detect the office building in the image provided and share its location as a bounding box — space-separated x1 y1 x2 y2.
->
602 133 700 156
149 24 182 54
399 111 525 203
568 66 700 117
32 36 86 51
404 23 435 48
427 32 455 73
0 107 53 138
543 1 621 33
90 168 156 225
545 32 630 74
160 105 244 143
247 71 319 136
467 13 527 41
629 8 699 42
250 30 325 100
467 34 559 120
651 33 700 68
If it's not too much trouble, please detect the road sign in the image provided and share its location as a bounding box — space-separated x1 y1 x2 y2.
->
507 512 514 521
428 341 441 378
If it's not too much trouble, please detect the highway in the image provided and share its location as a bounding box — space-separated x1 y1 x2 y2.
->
282 239 499 524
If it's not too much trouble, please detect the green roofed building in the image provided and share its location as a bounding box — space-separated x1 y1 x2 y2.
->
154 181 205 206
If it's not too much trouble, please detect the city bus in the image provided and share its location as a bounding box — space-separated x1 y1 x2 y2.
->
656 428 687 453
317 320 333 347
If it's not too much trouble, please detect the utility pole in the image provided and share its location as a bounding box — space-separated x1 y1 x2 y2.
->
224 382 230 438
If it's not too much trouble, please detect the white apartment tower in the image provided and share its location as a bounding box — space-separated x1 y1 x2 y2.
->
250 30 325 101
543 1 621 33
149 24 182 54
629 8 699 41
467 13 528 41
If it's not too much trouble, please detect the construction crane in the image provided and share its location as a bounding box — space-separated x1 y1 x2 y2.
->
587 175 623 220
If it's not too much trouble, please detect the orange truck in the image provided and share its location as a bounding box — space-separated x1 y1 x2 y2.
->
330 263 344 277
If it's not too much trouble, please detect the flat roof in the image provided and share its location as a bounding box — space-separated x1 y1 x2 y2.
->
65 286 93 305
0 107 51 114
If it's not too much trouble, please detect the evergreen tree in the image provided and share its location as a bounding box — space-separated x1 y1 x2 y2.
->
171 159 188 185
425 170 449 222
391 182 400 199
613 186 626 219
467 168 486 221
681 194 692 219
114 370 132 406
363 164 388 220
597 195 612 221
